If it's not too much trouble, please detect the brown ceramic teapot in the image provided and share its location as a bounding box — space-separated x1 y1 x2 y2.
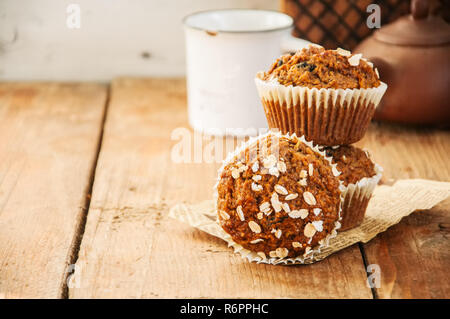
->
355 0 450 126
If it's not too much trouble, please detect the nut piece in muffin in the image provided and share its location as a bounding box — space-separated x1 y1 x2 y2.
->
324 145 382 231
255 44 388 146
215 132 343 261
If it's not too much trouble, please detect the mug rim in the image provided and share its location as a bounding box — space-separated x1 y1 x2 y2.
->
183 8 294 34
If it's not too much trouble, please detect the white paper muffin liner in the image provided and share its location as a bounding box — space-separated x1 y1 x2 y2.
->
213 131 346 265
255 76 388 146
339 162 383 231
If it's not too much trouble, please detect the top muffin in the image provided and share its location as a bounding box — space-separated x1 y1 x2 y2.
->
261 45 380 89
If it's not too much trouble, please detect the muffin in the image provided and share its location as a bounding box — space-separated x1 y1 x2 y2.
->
255 45 387 146
215 131 344 264
324 145 382 231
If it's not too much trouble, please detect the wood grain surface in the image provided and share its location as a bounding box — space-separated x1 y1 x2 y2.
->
0 83 107 298
70 78 372 298
1 79 448 299
357 125 450 298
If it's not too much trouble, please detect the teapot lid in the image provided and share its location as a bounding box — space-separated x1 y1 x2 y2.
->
375 0 450 46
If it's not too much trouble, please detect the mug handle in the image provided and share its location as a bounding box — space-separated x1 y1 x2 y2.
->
281 34 311 53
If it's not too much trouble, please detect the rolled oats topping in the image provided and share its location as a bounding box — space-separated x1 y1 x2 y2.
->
219 210 230 220
268 166 279 177
313 208 322 216
303 191 317 206
251 182 263 192
312 220 324 232
274 184 288 195
263 155 277 169
260 202 271 213
304 223 317 238
335 47 351 57
248 221 262 234
288 209 308 219
271 193 282 213
300 209 309 219
292 241 302 248
238 164 248 173
231 169 240 179
275 229 282 239
285 193 298 200
276 247 289 259
252 175 262 182
308 163 314 176
216 132 342 258
236 205 245 221
347 53 362 66
299 170 308 178
277 161 287 173
282 202 291 213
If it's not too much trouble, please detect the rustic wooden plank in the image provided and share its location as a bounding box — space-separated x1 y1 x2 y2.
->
356 124 450 298
71 78 372 298
0 82 107 298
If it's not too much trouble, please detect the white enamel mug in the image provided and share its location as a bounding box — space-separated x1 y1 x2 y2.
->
183 9 310 136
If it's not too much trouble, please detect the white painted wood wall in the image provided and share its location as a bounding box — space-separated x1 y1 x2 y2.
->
0 0 278 81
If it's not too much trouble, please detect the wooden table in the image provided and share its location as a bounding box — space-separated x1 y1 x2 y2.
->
0 79 449 299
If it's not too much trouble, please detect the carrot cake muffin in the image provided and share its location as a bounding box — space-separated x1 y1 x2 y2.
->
215 131 344 263
255 44 388 146
324 145 382 231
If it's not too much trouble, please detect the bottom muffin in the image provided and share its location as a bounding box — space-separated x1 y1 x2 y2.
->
215 131 344 263
324 145 382 231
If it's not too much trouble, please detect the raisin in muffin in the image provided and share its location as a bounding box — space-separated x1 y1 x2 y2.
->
255 44 387 146
324 145 382 231
215 131 344 263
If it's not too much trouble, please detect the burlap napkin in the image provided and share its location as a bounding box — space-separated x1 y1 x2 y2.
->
169 179 450 265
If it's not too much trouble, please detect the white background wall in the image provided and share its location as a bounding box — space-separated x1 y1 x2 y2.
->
0 0 278 81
